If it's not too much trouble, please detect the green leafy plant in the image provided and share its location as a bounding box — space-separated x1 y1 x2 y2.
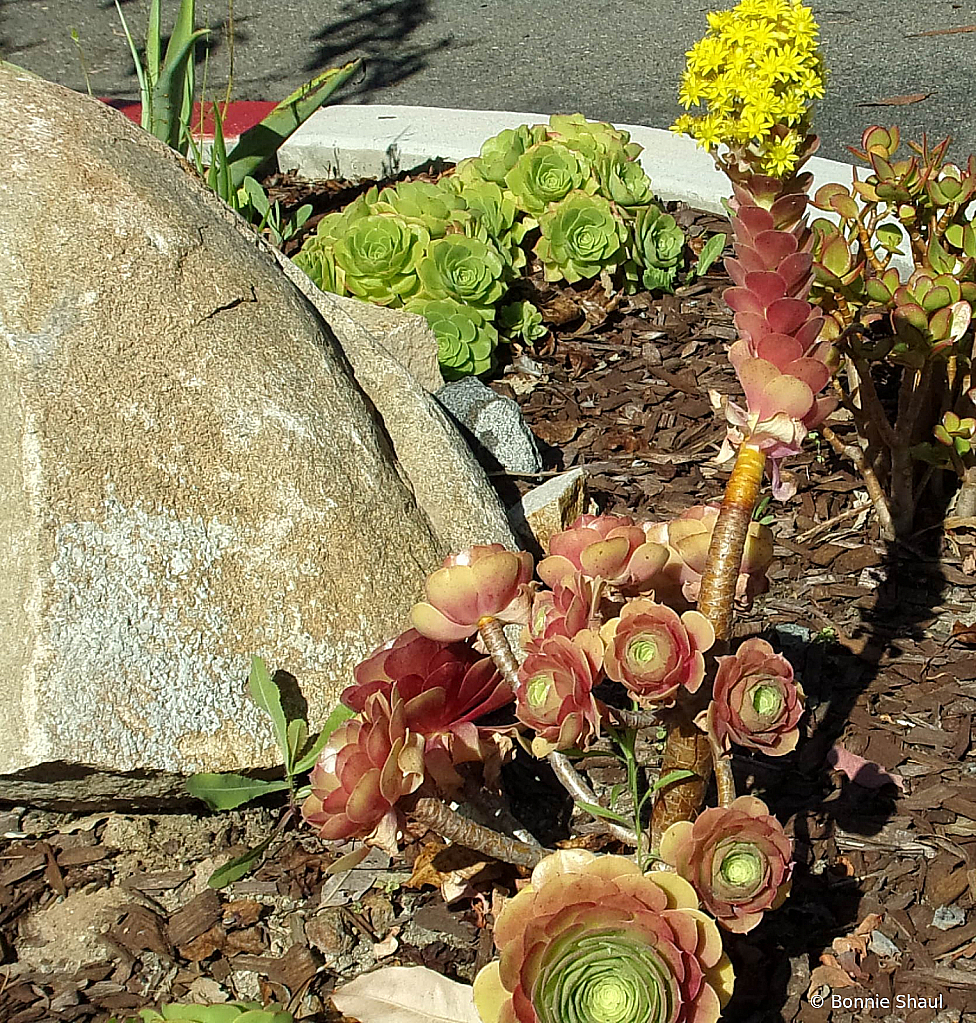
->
235 177 313 248
807 125 976 536
295 112 691 379
115 1002 292 1023
114 0 360 203
185 656 354 887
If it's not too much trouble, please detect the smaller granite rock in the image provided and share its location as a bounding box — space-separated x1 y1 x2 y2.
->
509 468 588 553
435 377 542 474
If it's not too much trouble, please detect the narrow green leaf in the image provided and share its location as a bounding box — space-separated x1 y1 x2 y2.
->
185 772 289 810
575 800 633 825
242 176 270 218
247 656 290 764
147 26 208 149
114 1 150 129
208 100 236 205
608 782 626 810
292 703 357 775
652 768 698 793
226 59 362 188
691 232 727 278
286 718 308 774
208 832 276 889
145 0 162 87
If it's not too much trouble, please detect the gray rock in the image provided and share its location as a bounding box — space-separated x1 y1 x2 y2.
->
0 66 511 804
435 376 542 475
509 468 588 554
272 260 518 554
868 930 901 958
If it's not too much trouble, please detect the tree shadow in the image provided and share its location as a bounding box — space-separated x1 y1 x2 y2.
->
305 0 453 101
722 503 948 1020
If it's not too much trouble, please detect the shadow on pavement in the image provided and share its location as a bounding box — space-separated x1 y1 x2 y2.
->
307 0 453 99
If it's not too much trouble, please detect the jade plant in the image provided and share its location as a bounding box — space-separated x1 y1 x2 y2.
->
294 113 691 379
804 126 976 535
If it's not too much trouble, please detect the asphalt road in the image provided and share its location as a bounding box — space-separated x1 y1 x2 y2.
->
4 1 976 163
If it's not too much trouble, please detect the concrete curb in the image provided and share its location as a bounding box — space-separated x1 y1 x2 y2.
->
277 103 869 217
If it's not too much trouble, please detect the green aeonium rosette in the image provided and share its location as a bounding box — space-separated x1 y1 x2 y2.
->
405 296 499 378
331 211 428 305
473 849 734 1023
535 191 629 284
123 1002 292 1023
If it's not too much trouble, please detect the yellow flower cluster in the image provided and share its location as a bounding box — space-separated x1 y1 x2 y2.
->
671 0 826 177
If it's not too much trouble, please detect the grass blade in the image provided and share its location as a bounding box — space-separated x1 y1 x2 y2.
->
292 703 357 775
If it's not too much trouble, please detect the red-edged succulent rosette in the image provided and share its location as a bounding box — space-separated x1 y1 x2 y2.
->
701 637 805 755
302 691 424 846
659 795 793 934
341 628 513 796
515 630 605 755
600 598 715 704
411 544 535 642
472 849 734 1023
537 513 668 592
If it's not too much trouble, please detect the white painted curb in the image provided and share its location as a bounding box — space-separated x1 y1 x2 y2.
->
278 103 867 217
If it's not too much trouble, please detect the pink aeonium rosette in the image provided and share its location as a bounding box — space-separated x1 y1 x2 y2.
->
537 513 668 593
472 849 734 1023
411 544 535 642
600 598 715 704
522 571 593 652
302 691 424 846
341 628 513 796
515 630 604 755
642 505 774 608
700 638 805 756
660 795 793 934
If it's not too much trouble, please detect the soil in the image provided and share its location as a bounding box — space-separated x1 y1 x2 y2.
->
2 166 975 1023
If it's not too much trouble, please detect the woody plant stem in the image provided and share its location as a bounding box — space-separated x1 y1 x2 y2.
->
650 440 766 846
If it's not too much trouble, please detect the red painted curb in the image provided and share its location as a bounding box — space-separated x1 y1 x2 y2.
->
100 99 278 140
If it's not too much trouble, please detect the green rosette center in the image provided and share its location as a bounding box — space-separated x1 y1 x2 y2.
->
718 843 764 892
534 929 673 1023
750 682 784 719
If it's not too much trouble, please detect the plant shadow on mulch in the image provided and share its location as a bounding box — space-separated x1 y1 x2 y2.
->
1 165 975 1023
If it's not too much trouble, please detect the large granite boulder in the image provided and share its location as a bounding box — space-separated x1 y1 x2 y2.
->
0 65 515 804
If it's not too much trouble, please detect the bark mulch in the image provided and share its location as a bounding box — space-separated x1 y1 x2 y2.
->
2 170 974 1023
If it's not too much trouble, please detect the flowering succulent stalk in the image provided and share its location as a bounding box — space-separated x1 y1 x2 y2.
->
654 0 829 845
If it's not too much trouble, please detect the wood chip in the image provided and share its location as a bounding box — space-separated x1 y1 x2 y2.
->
167 889 222 948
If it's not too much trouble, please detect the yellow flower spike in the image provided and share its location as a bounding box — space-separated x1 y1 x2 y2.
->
671 0 824 172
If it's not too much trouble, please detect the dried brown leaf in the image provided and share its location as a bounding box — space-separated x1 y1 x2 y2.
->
331 965 480 1023
856 92 932 106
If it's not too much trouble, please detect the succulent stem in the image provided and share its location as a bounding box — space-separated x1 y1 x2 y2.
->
706 730 736 808
822 425 895 539
650 440 765 846
548 750 639 846
478 615 520 689
604 705 662 730
409 796 550 869
696 441 766 644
